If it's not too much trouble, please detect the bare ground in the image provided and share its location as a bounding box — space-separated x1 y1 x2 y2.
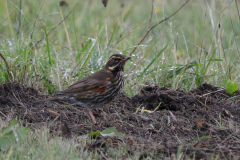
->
0 82 240 159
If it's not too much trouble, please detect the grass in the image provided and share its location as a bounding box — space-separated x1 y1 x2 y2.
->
0 125 130 160
0 0 240 159
0 120 143 159
1 0 240 95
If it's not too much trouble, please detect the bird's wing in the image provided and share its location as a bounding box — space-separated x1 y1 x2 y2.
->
54 70 111 95
34 77 110 103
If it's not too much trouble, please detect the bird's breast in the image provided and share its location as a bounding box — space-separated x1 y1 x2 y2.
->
82 71 125 104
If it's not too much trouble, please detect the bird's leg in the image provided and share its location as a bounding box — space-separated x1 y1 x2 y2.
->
87 111 97 124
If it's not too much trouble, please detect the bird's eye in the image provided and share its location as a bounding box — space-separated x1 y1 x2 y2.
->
113 58 119 61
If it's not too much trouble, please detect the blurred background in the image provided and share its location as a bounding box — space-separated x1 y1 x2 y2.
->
0 0 239 96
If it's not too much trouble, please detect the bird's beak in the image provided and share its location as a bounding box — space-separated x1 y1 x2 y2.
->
122 56 131 62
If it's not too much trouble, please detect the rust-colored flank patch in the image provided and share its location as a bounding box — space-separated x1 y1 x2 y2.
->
91 86 106 92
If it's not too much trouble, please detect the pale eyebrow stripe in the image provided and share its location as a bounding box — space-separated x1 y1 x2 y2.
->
108 56 124 61
108 56 116 61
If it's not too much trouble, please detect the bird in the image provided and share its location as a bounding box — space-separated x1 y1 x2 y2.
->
36 54 131 124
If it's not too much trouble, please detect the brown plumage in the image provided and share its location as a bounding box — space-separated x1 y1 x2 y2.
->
36 54 131 124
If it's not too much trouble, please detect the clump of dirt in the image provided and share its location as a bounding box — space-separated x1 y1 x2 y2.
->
1 82 240 159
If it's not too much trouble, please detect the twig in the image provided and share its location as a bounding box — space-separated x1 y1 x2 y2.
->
48 115 60 128
98 149 109 160
137 102 161 114
130 0 190 55
213 130 240 150
228 2 240 61
32 3 79 49
130 0 154 55
12 92 25 107
106 20 148 55
235 0 240 22
199 88 225 97
169 111 177 122
0 52 13 81
0 111 7 118
227 95 240 100
23 65 27 84
0 10 15 27
190 93 209 108
0 53 10 72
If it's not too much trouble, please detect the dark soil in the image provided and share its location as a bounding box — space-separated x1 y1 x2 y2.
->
1 82 240 159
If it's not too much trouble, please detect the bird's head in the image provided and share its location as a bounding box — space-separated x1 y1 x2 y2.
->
104 54 131 73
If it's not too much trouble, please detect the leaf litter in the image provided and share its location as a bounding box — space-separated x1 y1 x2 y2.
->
0 82 240 159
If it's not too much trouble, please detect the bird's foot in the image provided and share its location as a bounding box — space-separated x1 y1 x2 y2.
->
87 111 97 124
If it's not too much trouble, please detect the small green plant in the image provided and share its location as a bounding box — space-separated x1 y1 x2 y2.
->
225 80 238 94
138 44 168 78
214 119 225 128
173 145 184 160
83 127 125 138
0 120 30 151
167 58 222 88
191 136 211 141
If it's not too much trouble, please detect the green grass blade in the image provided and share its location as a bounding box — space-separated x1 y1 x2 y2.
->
167 61 197 79
73 11 79 53
91 46 98 69
107 24 118 47
202 49 215 76
137 44 167 78
43 26 52 67
79 42 97 71
76 39 92 61
204 58 222 76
